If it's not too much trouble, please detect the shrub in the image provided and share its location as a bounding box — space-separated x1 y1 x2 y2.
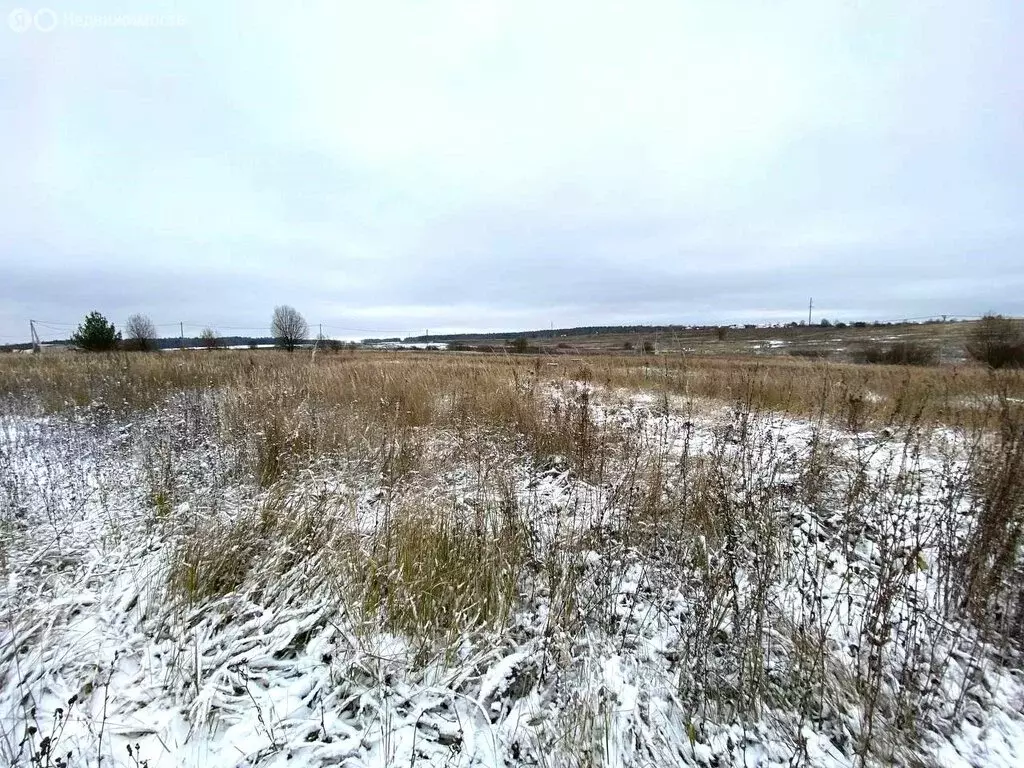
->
854 341 937 366
966 315 1024 369
199 327 218 349
788 348 831 359
509 337 530 354
124 313 157 351
857 343 884 365
886 341 938 365
71 311 121 352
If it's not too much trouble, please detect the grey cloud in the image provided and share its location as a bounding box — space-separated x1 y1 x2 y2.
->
2 0 1023 341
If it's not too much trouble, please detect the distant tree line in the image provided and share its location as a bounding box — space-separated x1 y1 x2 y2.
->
388 319 938 345
6 311 1022 369
393 324 719 344
13 306 318 353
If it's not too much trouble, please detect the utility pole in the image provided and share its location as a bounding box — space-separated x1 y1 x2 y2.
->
807 298 813 326
29 319 41 353
180 322 184 350
319 323 323 340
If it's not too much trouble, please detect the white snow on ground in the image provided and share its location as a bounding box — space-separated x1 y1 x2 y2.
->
364 342 449 351
955 394 1024 409
2 388 1024 767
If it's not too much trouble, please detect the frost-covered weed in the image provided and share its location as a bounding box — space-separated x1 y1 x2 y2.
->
1 353 1023 767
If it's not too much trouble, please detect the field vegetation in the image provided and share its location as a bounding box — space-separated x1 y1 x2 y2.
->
406 316 1024 364
2 349 1023 766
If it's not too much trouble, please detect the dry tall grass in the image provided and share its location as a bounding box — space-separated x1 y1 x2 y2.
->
2 349 1021 428
2 349 1024 765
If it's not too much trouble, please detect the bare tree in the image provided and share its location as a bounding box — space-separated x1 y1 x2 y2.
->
124 313 157 351
271 305 308 352
199 327 218 350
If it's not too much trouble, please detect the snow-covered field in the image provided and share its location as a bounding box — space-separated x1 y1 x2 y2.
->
2 376 1024 767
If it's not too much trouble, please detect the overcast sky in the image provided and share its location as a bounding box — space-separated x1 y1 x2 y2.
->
2 0 1022 342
